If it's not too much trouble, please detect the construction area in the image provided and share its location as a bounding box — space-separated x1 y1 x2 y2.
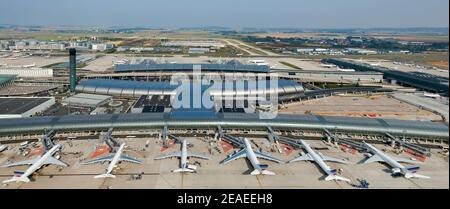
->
280 94 444 121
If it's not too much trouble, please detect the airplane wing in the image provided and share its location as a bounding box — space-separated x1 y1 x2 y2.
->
84 154 115 165
289 153 313 163
221 149 247 164
319 153 350 164
43 156 68 167
1 157 39 168
391 156 421 164
154 151 182 160
119 154 142 164
254 151 284 164
187 152 210 160
360 154 384 164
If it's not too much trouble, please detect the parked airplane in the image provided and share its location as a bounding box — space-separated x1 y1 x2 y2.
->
337 66 356 72
423 92 441 99
221 138 283 175
84 143 141 179
320 63 336 68
289 140 351 182
154 139 209 173
370 62 381 66
360 142 430 179
0 144 7 153
22 63 36 68
248 59 269 66
2 144 67 183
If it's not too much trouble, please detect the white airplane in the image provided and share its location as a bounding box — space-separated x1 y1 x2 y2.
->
2 144 67 183
337 66 355 72
249 60 269 66
84 143 141 179
221 138 284 175
154 139 209 173
22 63 36 68
423 92 441 99
0 144 7 153
360 142 430 179
289 140 351 182
320 63 336 68
370 62 381 66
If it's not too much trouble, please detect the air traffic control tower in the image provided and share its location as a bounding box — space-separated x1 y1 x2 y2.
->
69 48 77 92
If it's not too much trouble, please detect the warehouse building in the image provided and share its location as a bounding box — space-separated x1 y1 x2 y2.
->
0 68 53 78
0 97 55 119
62 93 112 108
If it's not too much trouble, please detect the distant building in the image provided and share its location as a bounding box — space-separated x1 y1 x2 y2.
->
13 41 66 51
0 68 53 78
91 43 114 51
62 93 112 108
188 48 210 54
296 48 315 53
129 47 154 52
346 48 378 55
0 97 55 119
162 41 225 48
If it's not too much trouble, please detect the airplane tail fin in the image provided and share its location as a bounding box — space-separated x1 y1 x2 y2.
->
250 169 276 175
172 168 195 173
324 174 351 182
2 176 30 184
94 173 116 179
404 172 430 179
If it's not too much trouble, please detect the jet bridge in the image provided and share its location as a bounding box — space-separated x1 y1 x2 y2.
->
168 134 183 144
323 128 366 152
267 127 279 143
277 136 303 149
41 129 56 151
385 133 431 157
158 125 170 147
102 128 120 152
216 126 244 148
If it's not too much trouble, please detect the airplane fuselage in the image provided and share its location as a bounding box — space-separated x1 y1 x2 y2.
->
21 144 61 180
243 139 262 171
365 143 408 174
299 140 333 175
105 143 125 174
180 140 188 169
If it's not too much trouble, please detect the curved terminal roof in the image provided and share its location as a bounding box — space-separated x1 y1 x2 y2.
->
76 79 304 97
0 113 447 139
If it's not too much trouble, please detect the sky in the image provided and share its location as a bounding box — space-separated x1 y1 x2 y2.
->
0 0 448 28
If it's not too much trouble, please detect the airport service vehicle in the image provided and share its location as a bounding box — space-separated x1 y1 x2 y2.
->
360 142 430 179
221 138 284 175
154 139 209 173
2 144 67 183
289 140 351 182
